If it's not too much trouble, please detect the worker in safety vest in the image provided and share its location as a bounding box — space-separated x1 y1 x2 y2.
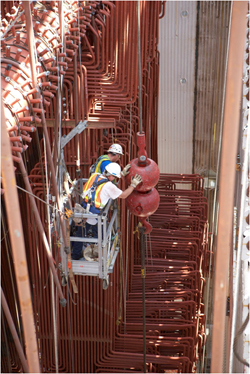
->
71 163 142 260
89 143 131 177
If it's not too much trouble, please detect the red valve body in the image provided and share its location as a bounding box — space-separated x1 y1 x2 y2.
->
125 157 160 192
125 132 160 234
126 188 160 218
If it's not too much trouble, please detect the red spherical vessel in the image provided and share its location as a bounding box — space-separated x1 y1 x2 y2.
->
126 188 160 218
126 132 160 235
126 157 160 192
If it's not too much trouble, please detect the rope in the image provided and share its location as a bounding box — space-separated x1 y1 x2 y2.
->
145 232 154 268
67 284 78 306
16 184 64 215
233 312 250 367
1 228 9 242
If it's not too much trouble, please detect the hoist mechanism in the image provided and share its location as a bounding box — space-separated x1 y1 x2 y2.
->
55 123 120 290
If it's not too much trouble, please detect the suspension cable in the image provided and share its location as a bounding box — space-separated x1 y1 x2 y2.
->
137 1 143 135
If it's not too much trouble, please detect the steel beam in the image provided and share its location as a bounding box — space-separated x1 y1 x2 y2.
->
211 2 248 372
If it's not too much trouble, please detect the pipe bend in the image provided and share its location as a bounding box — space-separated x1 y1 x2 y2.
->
139 218 152 235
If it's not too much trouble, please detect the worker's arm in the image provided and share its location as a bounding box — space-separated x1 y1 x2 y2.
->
119 185 135 199
118 174 142 199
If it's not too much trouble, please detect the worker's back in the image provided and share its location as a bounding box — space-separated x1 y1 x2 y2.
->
89 155 110 176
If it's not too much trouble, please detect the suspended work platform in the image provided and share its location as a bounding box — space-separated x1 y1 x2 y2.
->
60 178 120 290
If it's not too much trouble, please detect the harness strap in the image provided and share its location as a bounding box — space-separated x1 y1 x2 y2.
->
81 174 108 213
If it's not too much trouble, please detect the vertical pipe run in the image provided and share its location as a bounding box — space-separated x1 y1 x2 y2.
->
22 1 37 85
139 225 147 373
137 1 143 134
7 9 68 303
18 158 66 303
1 288 30 373
1 100 40 373
23 1 69 252
44 139 59 373
211 2 248 373
74 53 81 175
57 1 65 178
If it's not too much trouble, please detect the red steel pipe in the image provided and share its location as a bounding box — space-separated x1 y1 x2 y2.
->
1 288 29 373
23 1 69 251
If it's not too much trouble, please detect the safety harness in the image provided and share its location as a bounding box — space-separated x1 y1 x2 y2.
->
89 155 110 175
81 173 108 214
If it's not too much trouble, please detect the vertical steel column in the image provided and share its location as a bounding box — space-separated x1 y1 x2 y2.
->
211 2 248 372
229 33 250 372
1 100 40 373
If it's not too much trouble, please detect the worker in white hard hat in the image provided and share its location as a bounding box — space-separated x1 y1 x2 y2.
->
89 143 131 177
71 163 142 260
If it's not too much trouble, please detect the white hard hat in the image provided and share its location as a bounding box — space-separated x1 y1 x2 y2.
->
107 144 124 155
105 163 121 178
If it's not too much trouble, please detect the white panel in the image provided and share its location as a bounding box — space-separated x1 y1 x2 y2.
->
158 1 197 173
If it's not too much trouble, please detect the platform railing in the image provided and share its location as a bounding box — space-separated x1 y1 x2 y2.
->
65 179 119 289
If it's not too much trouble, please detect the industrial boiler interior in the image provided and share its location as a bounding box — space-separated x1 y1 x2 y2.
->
1 1 249 373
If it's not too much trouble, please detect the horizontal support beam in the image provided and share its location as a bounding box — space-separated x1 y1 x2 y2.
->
43 119 116 129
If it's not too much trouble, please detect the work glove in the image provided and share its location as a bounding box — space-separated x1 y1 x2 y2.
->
130 174 142 188
121 164 131 177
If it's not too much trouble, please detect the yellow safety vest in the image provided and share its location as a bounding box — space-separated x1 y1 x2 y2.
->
91 155 110 175
82 173 108 213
